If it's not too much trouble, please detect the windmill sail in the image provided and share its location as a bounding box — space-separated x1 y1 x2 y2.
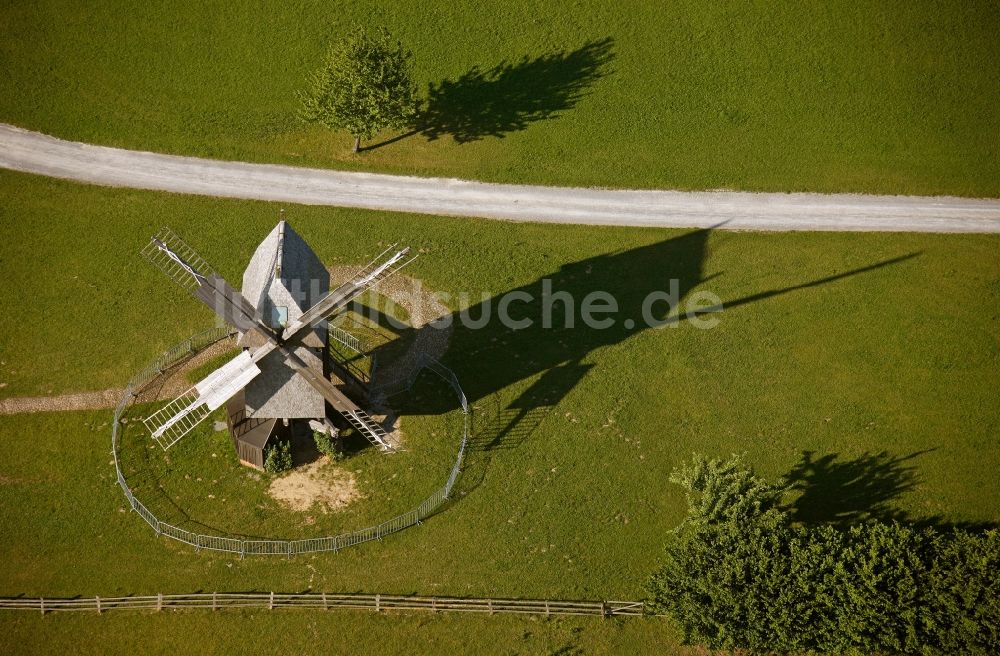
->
142 228 214 294
143 351 262 449
143 228 268 335
192 274 262 333
282 244 415 341
282 351 394 451
141 225 402 456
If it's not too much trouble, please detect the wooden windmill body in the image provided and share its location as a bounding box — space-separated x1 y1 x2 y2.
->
140 221 413 468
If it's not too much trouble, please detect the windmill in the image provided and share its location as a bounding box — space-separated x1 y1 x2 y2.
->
139 221 414 469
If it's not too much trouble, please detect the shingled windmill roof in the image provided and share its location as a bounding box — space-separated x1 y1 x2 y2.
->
239 221 330 419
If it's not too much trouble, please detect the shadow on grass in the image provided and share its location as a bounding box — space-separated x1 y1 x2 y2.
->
118 403 275 540
419 37 614 143
368 228 919 500
786 449 929 525
785 449 997 532
362 38 615 150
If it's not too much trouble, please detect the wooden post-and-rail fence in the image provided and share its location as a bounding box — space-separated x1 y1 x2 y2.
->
0 593 646 618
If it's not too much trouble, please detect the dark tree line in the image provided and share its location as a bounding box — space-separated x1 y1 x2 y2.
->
648 454 999 654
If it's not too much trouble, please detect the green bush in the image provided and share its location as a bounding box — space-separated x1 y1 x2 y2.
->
920 530 1000 653
648 454 1000 654
668 452 787 526
313 430 343 460
299 26 418 152
263 439 292 473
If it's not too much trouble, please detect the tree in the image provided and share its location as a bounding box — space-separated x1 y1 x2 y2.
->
668 452 786 526
300 27 418 153
648 453 1000 654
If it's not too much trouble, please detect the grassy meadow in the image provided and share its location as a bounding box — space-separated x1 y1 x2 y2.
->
0 171 998 652
1 0 998 196
0 610 687 656
118 380 464 541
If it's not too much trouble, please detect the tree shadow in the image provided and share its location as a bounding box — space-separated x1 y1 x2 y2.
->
785 449 930 525
415 38 615 144
359 129 420 152
784 450 997 532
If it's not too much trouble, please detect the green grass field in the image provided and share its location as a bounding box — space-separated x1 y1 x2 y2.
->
0 171 998 652
118 381 463 540
0 611 688 656
1 1 998 196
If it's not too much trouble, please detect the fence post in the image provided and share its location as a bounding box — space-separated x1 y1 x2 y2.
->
322 592 327 610
39 598 44 616
488 599 494 616
269 591 274 610
157 593 163 612
601 601 607 619
95 596 101 614
545 600 550 617
113 338 469 560
212 592 217 611
375 594 380 613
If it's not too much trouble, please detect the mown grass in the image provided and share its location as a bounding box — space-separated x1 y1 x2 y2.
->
184 347 241 385
0 172 998 652
1 1 998 196
118 376 463 540
0 610 689 656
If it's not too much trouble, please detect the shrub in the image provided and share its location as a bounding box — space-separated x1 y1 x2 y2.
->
299 27 418 152
313 430 343 460
264 439 292 473
668 452 787 526
919 529 1000 653
648 454 1000 654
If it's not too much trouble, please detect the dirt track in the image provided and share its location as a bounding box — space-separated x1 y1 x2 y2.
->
0 338 235 415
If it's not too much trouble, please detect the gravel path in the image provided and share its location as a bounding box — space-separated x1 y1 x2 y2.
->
0 389 126 415
0 338 236 415
0 267 452 418
2 124 999 233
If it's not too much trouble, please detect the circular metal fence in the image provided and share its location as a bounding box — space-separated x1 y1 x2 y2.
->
111 327 468 556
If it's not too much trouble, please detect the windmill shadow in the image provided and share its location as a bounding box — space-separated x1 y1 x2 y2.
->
369 228 919 502
363 38 615 150
468 359 593 453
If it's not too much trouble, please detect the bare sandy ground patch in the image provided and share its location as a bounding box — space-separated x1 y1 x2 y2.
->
267 456 362 512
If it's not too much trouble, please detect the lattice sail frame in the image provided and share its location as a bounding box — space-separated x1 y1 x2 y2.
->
141 228 415 451
343 408 393 451
282 244 417 340
143 352 261 449
141 227 219 293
